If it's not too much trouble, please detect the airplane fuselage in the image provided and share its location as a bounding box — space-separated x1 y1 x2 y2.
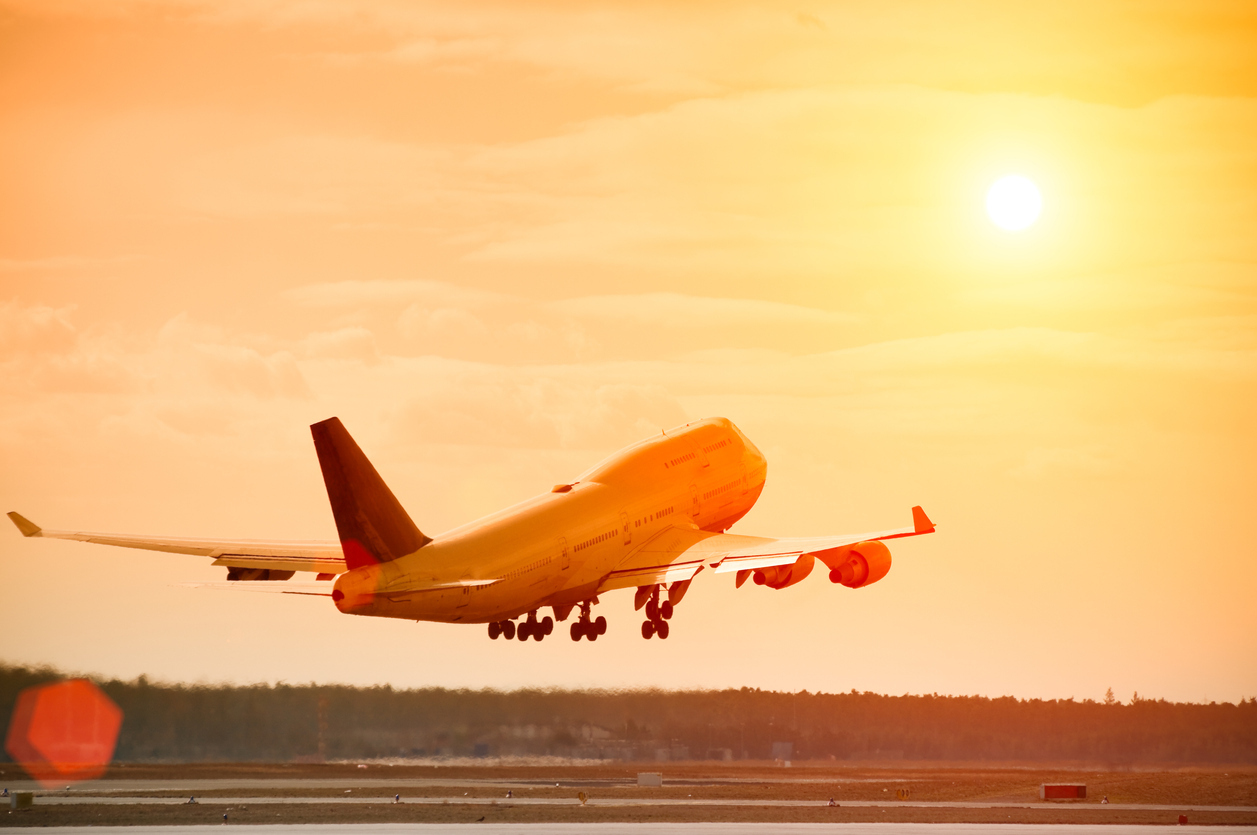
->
332 417 767 623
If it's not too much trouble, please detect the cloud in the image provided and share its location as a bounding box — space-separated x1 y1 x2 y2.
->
393 373 686 449
286 279 514 310
0 301 77 354
547 292 855 329
0 256 141 273
301 328 379 363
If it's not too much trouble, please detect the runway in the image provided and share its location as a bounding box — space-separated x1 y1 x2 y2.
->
29 794 1257 813
12 825 1257 835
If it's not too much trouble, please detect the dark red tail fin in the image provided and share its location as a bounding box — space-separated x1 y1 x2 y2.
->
311 417 430 571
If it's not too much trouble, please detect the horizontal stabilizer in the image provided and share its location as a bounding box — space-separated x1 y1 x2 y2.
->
311 417 430 571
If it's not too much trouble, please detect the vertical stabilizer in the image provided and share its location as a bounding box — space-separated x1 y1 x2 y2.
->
310 417 430 571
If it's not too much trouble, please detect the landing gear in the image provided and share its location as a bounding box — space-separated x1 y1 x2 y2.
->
513 610 552 642
489 620 517 640
569 601 607 642
640 585 673 640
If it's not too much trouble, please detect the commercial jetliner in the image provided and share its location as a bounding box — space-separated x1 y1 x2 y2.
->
8 417 934 642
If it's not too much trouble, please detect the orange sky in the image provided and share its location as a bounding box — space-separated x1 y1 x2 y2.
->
2 0 1255 703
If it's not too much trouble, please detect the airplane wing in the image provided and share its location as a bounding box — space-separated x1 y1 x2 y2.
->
7 512 347 575
598 506 935 592
710 505 936 575
178 582 336 596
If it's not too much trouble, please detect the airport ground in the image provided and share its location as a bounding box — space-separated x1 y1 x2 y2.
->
3 762 1256 827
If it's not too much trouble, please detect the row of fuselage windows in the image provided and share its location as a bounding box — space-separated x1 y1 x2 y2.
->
664 451 696 469
505 555 553 579
703 479 740 501
575 529 618 553
702 437 733 454
633 505 675 529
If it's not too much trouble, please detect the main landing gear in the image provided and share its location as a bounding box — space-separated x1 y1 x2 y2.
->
488 610 552 642
639 585 673 640
569 600 606 642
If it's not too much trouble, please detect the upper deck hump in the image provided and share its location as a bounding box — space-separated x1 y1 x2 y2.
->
577 417 741 487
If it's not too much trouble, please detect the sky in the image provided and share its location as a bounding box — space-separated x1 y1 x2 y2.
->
1 0 1255 704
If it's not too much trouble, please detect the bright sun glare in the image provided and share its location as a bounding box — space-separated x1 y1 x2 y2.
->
986 175 1042 231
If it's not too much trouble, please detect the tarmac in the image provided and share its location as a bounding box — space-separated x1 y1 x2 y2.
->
10 824 1257 835
25 794 1257 814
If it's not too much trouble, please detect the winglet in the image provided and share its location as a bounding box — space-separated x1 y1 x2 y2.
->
912 505 935 534
7 512 42 537
310 417 430 571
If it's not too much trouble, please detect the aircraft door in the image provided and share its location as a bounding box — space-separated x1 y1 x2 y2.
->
558 536 570 570
690 484 700 519
692 438 710 468
620 511 631 545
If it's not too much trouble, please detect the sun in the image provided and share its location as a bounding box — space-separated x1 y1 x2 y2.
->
986 175 1042 231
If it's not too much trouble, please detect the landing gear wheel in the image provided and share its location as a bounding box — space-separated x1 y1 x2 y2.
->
656 620 670 640
517 622 530 641
595 615 607 635
645 600 658 621
661 601 674 620
542 616 554 636
502 620 516 640
641 620 655 639
588 628 598 642
570 622 584 641
488 622 501 640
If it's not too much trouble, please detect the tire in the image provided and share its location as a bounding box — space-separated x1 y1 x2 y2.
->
661 601 674 620
656 620 670 640
488 622 501 640
588 629 598 642
645 600 658 620
517 622 530 641
641 620 655 639
570 622 583 641
595 615 607 635
542 616 554 636
533 626 545 641
503 620 516 640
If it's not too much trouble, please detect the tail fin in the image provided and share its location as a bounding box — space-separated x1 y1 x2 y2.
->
311 417 430 571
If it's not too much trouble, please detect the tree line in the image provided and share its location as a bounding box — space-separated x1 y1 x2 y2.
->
3 663 1254 764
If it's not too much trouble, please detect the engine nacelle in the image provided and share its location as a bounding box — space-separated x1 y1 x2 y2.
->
820 540 891 589
751 552 815 590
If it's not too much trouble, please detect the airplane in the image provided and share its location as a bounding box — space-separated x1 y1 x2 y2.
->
7 416 934 642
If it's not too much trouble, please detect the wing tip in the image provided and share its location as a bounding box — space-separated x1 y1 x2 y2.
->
912 505 935 534
8 512 42 537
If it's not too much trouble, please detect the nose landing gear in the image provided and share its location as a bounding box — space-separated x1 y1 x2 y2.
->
569 600 607 641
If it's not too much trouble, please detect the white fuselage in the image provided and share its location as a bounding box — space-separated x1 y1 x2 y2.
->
332 417 767 623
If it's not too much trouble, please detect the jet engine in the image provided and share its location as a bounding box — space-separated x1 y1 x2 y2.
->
751 552 815 590
820 540 891 589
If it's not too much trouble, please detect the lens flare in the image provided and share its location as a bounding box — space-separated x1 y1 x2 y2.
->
986 175 1042 231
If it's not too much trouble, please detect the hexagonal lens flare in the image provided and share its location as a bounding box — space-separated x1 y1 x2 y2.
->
4 679 122 787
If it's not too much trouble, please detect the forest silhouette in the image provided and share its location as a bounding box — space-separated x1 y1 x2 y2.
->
3 664 1254 764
